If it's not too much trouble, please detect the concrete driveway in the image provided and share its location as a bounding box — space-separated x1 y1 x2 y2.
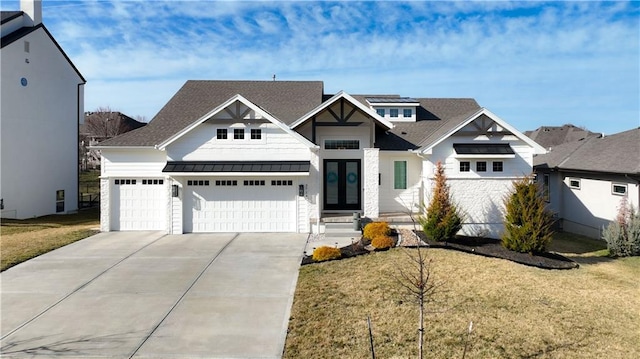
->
1 231 307 358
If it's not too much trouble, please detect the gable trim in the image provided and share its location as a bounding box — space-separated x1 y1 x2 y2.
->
418 108 547 155
290 91 394 130
156 94 317 150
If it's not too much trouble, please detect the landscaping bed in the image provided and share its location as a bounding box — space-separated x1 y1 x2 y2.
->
302 228 578 270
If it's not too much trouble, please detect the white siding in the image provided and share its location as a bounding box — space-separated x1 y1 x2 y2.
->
379 152 421 213
167 122 311 161
1 28 83 219
555 173 639 238
101 148 167 176
363 148 380 218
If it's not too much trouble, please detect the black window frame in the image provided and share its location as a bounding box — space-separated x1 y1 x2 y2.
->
476 161 487 172
217 128 228 140
233 128 244 140
460 161 470 172
492 161 503 172
250 129 262 140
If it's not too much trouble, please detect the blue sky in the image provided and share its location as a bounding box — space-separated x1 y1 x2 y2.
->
4 1 639 134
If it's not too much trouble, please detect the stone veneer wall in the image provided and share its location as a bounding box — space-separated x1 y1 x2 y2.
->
363 148 380 218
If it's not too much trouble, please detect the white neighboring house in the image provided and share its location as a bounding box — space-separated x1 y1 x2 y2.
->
533 128 640 239
95 80 545 237
1 0 85 219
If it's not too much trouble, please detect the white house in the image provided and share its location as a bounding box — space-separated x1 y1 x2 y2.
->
95 80 545 238
533 128 640 239
1 0 85 218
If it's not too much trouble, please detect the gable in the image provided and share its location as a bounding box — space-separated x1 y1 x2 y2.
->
420 108 546 155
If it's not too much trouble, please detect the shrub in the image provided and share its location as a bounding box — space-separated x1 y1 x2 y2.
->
312 246 342 262
604 197 640 257
419 161 463 242
371 235 395 250
502 176 554 253
363 222 390 240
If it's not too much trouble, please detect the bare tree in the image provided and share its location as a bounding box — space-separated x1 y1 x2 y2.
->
85 106 129 138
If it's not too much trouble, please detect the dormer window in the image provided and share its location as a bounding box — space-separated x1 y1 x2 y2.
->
376 109 385 117
403 109 412 117
365 97 419 123
390 109 399 118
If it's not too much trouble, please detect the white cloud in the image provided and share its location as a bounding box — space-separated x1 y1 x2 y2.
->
28 0 638 133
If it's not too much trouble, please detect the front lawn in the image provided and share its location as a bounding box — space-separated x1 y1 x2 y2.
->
284 232 639 358
1 208 100 271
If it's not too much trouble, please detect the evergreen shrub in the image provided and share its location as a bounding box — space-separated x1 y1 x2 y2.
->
604 197 640 257
419 161 463 242
502 176 554 253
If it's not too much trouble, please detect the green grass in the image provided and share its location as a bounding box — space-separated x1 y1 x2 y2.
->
284 232 640 358
79 169 100 195
1 208 100 271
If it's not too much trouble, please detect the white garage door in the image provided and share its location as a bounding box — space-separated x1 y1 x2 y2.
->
111 178 167 230
184 178 297 232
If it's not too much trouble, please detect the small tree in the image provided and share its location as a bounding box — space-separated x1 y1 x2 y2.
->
603 196 640 257
419 161 462 242
502 176 554 253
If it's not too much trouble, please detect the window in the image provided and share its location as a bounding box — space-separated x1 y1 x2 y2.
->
492 161 503 172
569 178 581 189
187 180 210 186
250 129 262 140
403 108 412 117
244 180 265 186
325 139 359 150
460 161 470 172
271 180 293 186
142 179 164 185
390 109 399 118
56 190 64 213
217 128 227 139
612 184 627 195
476 161 487 172
394 161 407 189
376 108 385 117
543 174 550 202
215 180 237 186
234 129 244 139
114 179 136 185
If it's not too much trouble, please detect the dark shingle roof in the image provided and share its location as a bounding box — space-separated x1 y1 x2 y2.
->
524 124 600 149
1 11 22 24
369 97 481 150
534 128 640 175
99 80 324 147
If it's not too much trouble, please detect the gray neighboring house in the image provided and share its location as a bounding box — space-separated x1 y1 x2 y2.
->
524 124 600 150
533 128 640 239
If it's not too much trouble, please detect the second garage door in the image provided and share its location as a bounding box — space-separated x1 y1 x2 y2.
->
184 178 297 232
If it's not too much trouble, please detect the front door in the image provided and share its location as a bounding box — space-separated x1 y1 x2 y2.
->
323 159 361 210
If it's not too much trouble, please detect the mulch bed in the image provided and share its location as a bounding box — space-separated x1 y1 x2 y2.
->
414 232 579 270
302 230 579 270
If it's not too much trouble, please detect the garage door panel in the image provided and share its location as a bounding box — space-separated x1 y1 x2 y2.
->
184 178 297 233
111 180 166 231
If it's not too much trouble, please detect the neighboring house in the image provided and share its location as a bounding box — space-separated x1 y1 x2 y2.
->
80 111 146 170
524 124 600 150
95 80 545 237
533 128 640 239
1 0 85 219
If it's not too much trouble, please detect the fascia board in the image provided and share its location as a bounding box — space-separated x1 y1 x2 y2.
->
419 108 547 155
290 91 394 130
157 94 317 150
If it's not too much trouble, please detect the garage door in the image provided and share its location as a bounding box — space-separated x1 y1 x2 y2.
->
111 178 167 230
184 178 297 232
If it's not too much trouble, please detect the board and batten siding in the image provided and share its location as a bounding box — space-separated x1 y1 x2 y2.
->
167 122 311 161
378 152 421 213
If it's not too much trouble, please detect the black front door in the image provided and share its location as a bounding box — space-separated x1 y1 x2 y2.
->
323 159 361 210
